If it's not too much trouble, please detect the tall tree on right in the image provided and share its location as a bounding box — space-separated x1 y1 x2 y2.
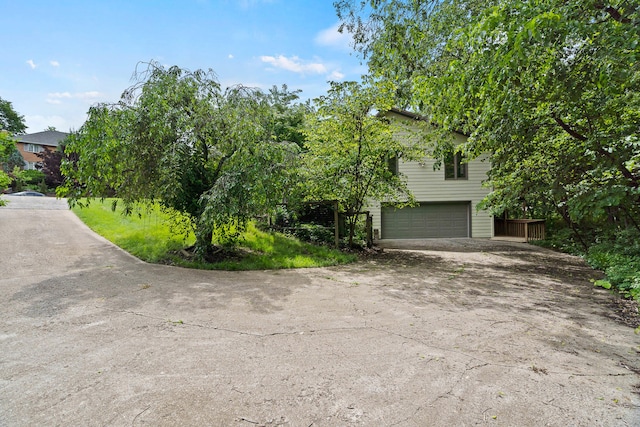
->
336 0 640 244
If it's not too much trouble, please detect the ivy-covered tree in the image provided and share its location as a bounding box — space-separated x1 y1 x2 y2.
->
336 0 640 245
302 80 426 247
60 63 301 258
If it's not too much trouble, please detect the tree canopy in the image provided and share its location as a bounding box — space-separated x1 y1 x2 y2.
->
0 97 27 135
0 131 24 173
60 63 301 257
36 143 66 188
302 80 426 247
336 0 640 244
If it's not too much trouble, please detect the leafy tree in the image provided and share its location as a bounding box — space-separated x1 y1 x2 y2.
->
0 131 14 162
336 0 640 247
36 148 64 188
36 139 69 188
0 97 27 135
264 85 310 148
60 63 301 258
0 169 10 192
10 166 26 191
302 80 426 247
0 131 24 172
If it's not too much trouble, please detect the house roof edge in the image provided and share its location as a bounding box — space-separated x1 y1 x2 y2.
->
386 108 469 138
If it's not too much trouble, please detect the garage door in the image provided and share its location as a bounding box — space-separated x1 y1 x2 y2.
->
381 202 470 239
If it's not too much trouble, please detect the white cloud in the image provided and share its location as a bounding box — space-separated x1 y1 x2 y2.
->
48 92 73 99
328 70 345 80
315 23 354 51
50 60 60 67
76 91 101 100
260 55 327 74
228 54 234 59
26 59 37 69
25 114 69 132
46 91 103 104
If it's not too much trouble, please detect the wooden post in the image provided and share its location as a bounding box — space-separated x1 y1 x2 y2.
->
524 222 529 242
365 213 373 248
503 211 508 237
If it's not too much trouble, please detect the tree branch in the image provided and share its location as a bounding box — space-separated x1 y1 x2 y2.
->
552 114 638 188
594 3 632 24
552 115 587 141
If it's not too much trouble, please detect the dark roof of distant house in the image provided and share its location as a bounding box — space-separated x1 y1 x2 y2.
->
15 130 70 147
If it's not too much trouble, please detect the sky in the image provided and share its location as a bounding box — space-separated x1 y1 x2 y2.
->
0 0 367 133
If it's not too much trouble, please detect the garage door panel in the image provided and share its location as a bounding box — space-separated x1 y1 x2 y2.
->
381 203 470 239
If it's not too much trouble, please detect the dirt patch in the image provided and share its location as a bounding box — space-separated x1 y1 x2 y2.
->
167 244 251 264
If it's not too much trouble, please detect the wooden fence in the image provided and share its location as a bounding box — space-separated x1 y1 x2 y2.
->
494 219 546 242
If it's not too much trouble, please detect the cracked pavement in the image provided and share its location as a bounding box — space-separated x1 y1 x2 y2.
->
1 197 640 426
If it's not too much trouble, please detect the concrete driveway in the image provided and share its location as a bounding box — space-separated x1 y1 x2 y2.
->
1 196 639 426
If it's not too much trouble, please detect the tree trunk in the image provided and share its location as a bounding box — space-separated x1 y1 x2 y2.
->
557 206 589 252
194 226 214 260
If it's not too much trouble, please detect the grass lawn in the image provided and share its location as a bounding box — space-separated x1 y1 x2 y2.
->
71 199 356 270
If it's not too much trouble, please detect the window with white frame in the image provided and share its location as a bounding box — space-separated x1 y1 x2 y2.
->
25 143 43 153
24 161 40 170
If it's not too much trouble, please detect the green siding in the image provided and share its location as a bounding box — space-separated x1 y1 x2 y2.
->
371 111 494 239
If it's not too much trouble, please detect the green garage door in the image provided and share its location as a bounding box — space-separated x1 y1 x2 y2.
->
381 202 471 239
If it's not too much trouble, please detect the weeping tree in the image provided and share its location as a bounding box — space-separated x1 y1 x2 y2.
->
60 62 300 258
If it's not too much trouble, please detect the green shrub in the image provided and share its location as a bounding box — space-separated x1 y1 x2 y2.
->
21 169 45 185
292 223 335 245
533 222 583 254
587 228 640 301
0 170 10 191
37 180 49 194
604 260 640 300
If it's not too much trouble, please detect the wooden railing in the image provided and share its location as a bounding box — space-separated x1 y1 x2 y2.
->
494 219 546 242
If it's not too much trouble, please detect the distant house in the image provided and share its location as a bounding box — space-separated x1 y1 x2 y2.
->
371 108 493 240
15 130 69 170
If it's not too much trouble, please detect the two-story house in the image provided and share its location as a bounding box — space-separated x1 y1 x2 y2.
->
15 130 69 170
371 109 493 240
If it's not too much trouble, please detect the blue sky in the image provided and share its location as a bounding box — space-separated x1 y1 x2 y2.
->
1 0 367 133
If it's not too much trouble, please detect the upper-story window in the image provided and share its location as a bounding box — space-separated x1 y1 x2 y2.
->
25 143 43 153
387 155 399 176
445 151 467 180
